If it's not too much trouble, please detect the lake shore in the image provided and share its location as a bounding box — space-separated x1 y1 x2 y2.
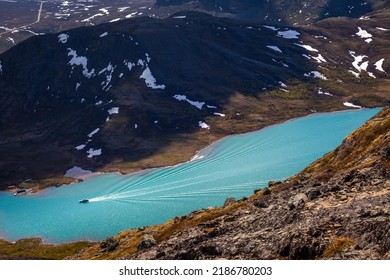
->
1 106 376 196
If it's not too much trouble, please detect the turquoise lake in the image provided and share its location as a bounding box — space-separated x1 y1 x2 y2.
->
0 108 381 243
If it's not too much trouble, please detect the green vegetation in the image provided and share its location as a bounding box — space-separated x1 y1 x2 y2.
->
0 238 94 260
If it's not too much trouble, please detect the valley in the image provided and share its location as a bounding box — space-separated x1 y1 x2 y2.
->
0 0 389 260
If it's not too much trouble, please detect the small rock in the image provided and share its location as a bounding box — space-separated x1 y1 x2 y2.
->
307 189 321 200
288 193 309 209
268 180 282 187
263 188 272 195
100 237 119 252
201 245 221 256
254 200 268 208
155 251 166 258
223 197 236 207
224 215 236 222
137 234 156 250
339 195 348 201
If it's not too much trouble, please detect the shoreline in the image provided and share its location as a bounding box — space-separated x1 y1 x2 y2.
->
1 107 378 197
0 107 384 245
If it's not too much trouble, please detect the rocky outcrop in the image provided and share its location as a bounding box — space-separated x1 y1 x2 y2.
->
99 237 119 252
137 234 157 251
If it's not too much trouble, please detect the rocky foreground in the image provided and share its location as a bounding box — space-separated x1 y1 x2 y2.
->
73 107 389 260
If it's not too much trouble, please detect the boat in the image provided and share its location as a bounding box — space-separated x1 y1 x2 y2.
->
79 198 89 203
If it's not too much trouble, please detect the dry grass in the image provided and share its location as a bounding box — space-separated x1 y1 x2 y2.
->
323 237 354 258
0 238 94 260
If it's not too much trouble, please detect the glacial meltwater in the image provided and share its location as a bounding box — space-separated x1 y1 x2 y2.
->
0 108 381 243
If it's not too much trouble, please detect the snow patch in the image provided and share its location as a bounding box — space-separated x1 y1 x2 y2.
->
356 27 372 39
173 16 186 19
98 62 116 91
108 107 119 115
64 166 92 178
125 12 137 18
348 70 360 78
198 121 210 129
6 37 14 44
311 54 327 63
343 102 362 109
118 7 130 12
349 51 368 72
318 88 333 96
99 8 109 15
348 51 375 77
173 95 205 110
214 112 225 117
124 60 135 71
140 67 166 90
58 33 69 43
67 48 95 78
374 59 385 73
278 81 287 88
277 30 300 39
294 43 318 52
263 25 279 31
137 59 145 67
266 45 282 53
99 32 108 38
0 61 2 74
75 144 86 150
88 128 100 138
81 13 104 22
304 71 327 80
87 148 102 158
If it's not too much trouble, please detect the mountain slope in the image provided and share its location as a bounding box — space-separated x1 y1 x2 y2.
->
0 11 389 190
72 107 390 260
1 1 388 54
156 0 389 23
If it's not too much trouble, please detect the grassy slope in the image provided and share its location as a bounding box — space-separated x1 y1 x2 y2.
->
0 238 94 260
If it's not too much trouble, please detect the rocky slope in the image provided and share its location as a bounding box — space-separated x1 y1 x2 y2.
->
0 11 389 191
72 107 390 260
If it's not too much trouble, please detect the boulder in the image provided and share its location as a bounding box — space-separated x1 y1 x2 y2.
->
137 234 157 250
268 180 282 187
223 197 236 207
263 188 272 195
100 237 119 252
288 193 309 210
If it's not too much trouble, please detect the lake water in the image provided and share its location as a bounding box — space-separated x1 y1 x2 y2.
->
0 108 381 243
